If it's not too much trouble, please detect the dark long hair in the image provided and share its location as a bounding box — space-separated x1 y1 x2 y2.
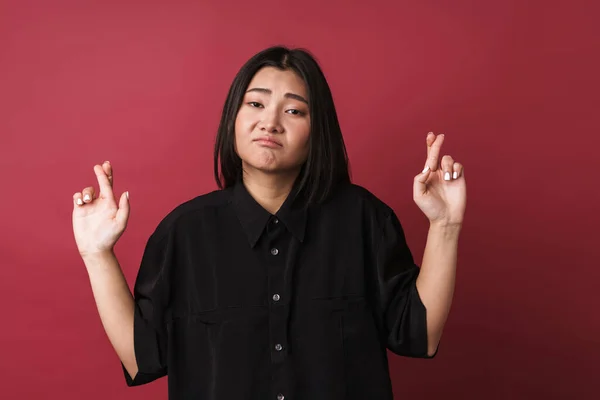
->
214 46 350 205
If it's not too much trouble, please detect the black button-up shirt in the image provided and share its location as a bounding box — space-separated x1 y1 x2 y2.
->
123 178 436 399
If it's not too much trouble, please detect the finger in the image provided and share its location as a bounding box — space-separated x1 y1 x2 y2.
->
116 191 130 227
422 132 437 173
73 192 84 206
452 162 464 179
102 161 113 187
414 167 432 195
425 133 445 172
81 186 96 203
426 132 435 158
441 155 454 181
94 164 113 198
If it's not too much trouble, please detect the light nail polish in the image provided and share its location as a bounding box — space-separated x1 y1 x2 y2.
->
444 172 450 181
422 165 430 173
84 194 90 201
453 171 458 179
76 199 83 205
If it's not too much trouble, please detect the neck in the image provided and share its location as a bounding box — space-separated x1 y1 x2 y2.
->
242 168 300 214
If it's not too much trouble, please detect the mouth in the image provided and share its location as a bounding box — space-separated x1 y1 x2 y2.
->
253 137 282 147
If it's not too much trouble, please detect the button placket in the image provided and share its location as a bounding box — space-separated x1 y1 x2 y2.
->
266 216 293 367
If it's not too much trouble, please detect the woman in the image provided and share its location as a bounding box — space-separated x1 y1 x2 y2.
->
72 46 466 400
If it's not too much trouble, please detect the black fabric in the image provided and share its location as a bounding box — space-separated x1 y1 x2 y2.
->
122 178 436 399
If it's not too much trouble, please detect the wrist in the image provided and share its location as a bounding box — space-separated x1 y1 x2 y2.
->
428 220 462 236
81 249 116 265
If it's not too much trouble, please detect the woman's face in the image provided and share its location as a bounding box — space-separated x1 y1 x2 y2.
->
234 67 311 177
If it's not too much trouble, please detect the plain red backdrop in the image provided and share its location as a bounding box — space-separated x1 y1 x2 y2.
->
1 0 598 398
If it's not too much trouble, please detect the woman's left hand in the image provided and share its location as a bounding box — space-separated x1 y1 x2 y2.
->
413 132 467 226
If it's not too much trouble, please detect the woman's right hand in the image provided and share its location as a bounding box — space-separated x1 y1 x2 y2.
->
72 161 130 258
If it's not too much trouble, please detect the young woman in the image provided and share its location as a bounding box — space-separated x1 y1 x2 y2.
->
72 46 466 400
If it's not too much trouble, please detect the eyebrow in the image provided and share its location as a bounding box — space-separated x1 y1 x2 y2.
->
246 88 309 105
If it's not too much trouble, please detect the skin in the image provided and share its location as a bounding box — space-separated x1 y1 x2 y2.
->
72 161 137 377
234 67 311 214
413 132 467 355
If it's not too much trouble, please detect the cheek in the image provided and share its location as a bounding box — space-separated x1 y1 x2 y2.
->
235 111 254 137
233 112 251 152
297 123 311 151
287 124 311 161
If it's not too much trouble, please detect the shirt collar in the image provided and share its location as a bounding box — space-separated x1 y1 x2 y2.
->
231 177 307 248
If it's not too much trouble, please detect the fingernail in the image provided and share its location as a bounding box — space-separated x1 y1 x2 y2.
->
444 172 451 181
83 194 90 201
453 171 458 179
104 160 110 165
76 198 83 205
422 165 430 173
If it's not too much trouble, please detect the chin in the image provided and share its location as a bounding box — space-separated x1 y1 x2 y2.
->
246 163 282 174
242 160 300 176
244 152 279 170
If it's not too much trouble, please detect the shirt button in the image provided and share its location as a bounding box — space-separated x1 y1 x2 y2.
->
275 344 283 351
272 294 280 302
273 218 279 224
277 394 285 400
270 248 279 256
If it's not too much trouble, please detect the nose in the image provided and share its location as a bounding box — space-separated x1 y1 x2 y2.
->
258 108 283 133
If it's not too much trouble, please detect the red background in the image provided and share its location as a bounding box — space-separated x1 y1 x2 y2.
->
1 0 598 398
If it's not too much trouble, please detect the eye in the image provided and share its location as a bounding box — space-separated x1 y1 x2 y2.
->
286 109 304 116
247 102 263 108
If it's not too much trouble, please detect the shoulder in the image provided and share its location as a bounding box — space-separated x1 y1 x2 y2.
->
320 182 397 228
149 187 233 243
323 183 413 248
327 182 393 214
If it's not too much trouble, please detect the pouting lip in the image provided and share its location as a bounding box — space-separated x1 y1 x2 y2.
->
253 136 282 146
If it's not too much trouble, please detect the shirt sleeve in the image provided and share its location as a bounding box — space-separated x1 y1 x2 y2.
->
374 210 438 359
122 229 173 386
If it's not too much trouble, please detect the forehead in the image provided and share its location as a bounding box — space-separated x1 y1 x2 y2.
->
247 67 307 97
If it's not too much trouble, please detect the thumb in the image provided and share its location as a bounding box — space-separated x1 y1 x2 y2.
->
413 166 432 195
116 191 130 227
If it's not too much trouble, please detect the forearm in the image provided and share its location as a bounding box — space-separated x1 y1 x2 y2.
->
415 222 461 355
83 251 138 379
